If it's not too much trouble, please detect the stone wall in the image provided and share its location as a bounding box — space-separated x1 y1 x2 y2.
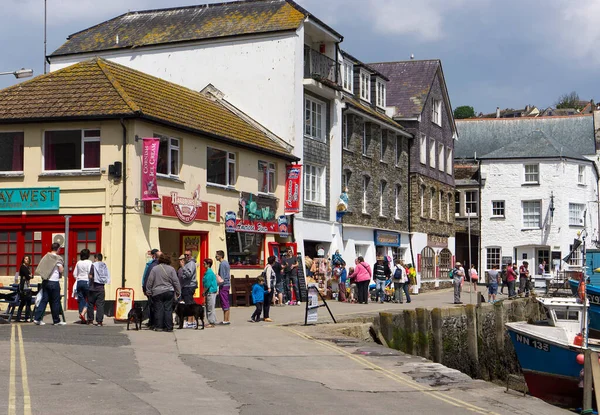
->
374 298 546 381
409 174 454 237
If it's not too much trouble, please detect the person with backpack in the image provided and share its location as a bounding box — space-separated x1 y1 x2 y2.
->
452 262 465 304
373 256 391 304
33 242 66 326
393 259 411 303
87 253 111 326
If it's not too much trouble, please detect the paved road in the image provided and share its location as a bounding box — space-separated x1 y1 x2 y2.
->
0 288 569 415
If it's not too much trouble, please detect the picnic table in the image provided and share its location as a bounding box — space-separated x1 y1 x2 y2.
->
0 283 65 323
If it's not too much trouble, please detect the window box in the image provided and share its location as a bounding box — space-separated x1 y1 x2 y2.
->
43 129 100 172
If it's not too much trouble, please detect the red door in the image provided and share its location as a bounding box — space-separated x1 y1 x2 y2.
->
67 229 100 310
179 232 208 305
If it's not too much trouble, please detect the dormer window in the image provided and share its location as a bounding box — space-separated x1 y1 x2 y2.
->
360 70 371 102
341 60 354 93
376 79 386 108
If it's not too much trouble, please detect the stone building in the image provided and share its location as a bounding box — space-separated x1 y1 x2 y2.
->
371 60 457 289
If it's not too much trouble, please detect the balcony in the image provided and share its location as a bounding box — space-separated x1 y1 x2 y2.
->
304 46 340 86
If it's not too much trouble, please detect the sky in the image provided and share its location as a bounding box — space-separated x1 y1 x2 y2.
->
1 0 598 114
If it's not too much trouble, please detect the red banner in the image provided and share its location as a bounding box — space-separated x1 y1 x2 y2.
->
141 138 160 201
284 164 302 213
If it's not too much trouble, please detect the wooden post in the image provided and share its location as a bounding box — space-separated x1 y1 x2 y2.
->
583 349 593 412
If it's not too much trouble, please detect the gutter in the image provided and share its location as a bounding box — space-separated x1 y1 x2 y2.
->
119 118 127 288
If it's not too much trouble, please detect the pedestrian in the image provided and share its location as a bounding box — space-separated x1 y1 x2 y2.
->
176 255 185 299
262 255 276 322
33 242 66 326
146 253 180 332
337 261 347 302
142 249 161 329
202 258 218 328
74 248 93 323
282 248 300 305
349 257 371 304
487 264 500 303
273 255 284 306
87 253 111 326
518 261 530 297
15 256 33 323
453 261 465 304
373 256 391 304
500 264 508 295
538 260 546 276
181 249 198 328
249 276 265 323
507 262 518 299
468 264 478 294
216 250 231 325
348 266 357 303
393 259 411 303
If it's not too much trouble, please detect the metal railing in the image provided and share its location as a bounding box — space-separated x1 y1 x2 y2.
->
304 46 339 85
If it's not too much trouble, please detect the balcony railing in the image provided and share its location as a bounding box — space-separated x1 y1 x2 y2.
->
304 46 339 86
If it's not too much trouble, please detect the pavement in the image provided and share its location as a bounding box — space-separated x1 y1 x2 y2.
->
0 287 571 415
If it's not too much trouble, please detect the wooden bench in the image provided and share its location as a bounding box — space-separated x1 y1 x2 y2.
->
230 275 258 307
0 286 19 322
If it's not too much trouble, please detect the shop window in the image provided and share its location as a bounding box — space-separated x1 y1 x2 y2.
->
44 129 100 171
0 231 18 276
0 132 24 172
226 232 264 268
155 134 179 177
207 147 236 187
258 161 276 194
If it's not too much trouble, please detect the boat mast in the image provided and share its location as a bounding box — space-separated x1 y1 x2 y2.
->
582 210 589 348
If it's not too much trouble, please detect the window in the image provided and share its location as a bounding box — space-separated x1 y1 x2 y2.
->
578 165 586 185
522 200 541 228
342 114 349 149
446 147 453 174
432 98 442 126
492 200 505 217
380 131 386 161
304 96 326 142
569 243 582 266
524 164 539 184
0 132 24 172
420 185 425 216
465 190 478 215
455 192 460 216
376 79 386 108
438 191 443 220
258 161 276 194
395 136 401 166
430 188 435 218
342 170 351 191
486 248 501 270
226 232 264 268
438 144 444 171
207 147 236 187
569 203 585 226
304 164 325 204
420 134 427 164
341 60 354 92
379 181 386 216
0 231 18 276
44 129 100 171
360 70 371 102
155 134 179 176
394 185 401 219
362 121 369 155
447 194 452 221
429 139 436 168
362 176 370 213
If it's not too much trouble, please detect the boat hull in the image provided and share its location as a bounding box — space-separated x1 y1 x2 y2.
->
569 279 600 335
522 371 582 408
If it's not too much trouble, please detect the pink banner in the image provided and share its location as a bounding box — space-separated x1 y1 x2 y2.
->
141 138 160 201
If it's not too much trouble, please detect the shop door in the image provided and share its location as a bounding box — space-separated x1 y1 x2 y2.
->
438 248 452 279
67 230 99 310
420 246 435 280
180 233 208 305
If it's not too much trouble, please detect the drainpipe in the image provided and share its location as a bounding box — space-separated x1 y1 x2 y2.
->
477 157 482 280
334 42 340 85
407 140 416 267
120 119 127 288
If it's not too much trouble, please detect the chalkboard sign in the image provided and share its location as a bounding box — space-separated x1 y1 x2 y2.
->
296 253 308 303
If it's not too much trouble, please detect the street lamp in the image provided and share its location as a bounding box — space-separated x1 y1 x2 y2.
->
0 68 34 79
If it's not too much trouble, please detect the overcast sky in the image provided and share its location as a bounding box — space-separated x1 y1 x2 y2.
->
1 0 598 114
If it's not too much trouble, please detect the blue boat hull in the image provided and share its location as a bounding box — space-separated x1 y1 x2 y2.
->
569 279 600 335
507 326 583 407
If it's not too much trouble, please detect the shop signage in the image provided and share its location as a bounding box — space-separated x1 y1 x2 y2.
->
278 215 289 237
0 187 59 211
114 287 135 322
284 165 302 213
427 234 448 248
169 186 202 224
225 211 237 233
146 189 220 224
141 138 160 201
239 192 277 222
374 230 401 247
235 219 278 233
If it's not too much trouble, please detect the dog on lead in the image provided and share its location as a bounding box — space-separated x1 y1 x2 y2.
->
174 302 205 330
127 306 144 331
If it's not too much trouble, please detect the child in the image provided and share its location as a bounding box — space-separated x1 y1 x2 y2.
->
337 261 347 302
249 276 265 323
348 266 357 303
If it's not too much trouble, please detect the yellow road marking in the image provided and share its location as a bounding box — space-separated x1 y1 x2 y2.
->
8 324 16 415
280 326 499 415
17 325 32 415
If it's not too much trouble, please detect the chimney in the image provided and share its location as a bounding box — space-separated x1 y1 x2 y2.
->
496 107 500 118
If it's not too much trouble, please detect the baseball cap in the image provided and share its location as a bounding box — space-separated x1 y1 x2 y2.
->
455 262 461 266
150 249 159 255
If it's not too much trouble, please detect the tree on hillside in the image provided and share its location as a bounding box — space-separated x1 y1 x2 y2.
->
555 91 583 109
454 106 475 119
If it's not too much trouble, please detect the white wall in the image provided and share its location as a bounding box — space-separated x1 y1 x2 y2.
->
50 32 303 154
480 159 598 270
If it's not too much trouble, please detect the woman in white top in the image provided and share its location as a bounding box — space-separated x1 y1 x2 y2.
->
74 248 93 323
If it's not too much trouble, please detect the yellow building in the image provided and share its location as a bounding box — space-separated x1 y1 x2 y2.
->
0 58 297 310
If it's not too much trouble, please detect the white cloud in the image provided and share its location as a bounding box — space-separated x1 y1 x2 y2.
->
551 3 600 65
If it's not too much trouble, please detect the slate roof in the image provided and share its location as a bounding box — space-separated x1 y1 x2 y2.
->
481 130 588 161
342 94 407 133
368 60 440 118
0 58 296 160
50 0 340 57
455 115 595 160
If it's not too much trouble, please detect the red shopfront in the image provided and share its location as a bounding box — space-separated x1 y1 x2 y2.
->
0 214 103 310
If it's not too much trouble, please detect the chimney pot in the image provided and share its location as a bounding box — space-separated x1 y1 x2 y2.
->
496 107 500 118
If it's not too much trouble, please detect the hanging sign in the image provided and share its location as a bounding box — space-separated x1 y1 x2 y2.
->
225 211 237 233
278 215 289 237
141 138 160 201
284 165 302 213
170 186 202 224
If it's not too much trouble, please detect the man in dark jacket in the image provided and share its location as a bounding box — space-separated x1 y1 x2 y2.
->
142 249 160 328
373 256 391 303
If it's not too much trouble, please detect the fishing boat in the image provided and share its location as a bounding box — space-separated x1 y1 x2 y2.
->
506 296 588 407
569 278 600 337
